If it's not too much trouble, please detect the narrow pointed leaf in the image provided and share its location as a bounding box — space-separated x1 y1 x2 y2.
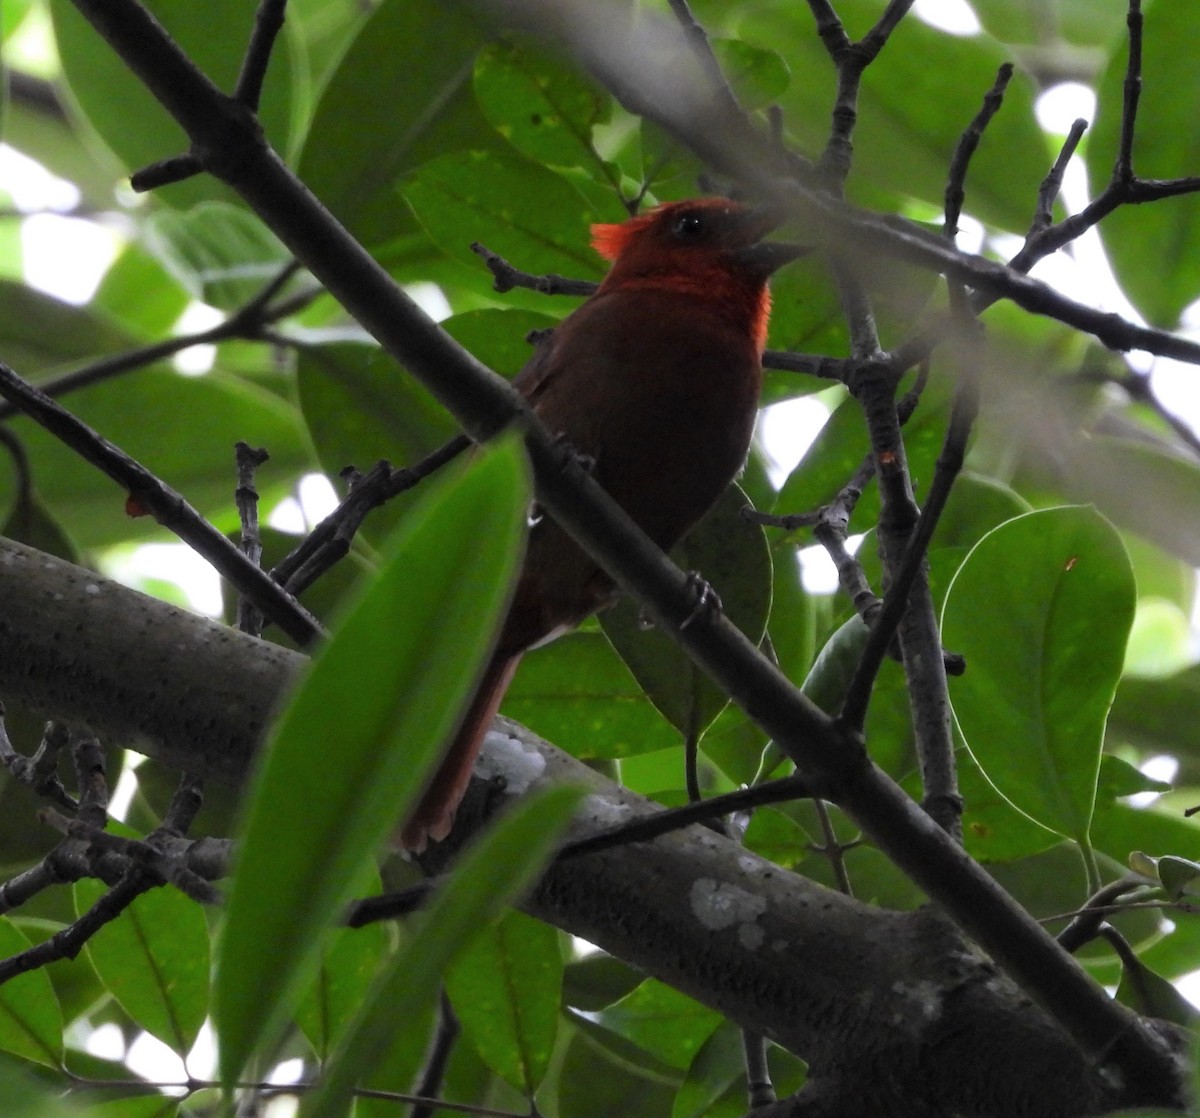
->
216 438 530 1084
303 784 584 1115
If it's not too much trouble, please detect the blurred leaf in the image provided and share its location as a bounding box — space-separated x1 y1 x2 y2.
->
602 484 772 740
92 244 191 339
296 0 496 248
672 1020 744 1118
1109 665 1200 771
216 439 530 1083
1092 3 1200 325
445 910 562 1095
711 40 790 110
971 0 1127 47
304 784 584 1116
1062 435 1200 568
143 204 290 311
0 280 134 375
1 487 78 563
562 953 644 1012
1156 855 1200 901
942 507 1135 844
73 874 210 1056
49 0 296 208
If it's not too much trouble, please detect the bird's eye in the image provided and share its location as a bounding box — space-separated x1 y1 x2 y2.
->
673 213 706 239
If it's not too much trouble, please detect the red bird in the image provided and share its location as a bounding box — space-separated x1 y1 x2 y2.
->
402 197 801 850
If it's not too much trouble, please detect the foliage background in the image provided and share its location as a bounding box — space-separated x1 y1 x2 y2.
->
1 0 1200 1115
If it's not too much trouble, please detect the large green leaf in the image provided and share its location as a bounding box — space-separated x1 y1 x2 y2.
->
941 506 1135 845
1091 3 1200 326
445 910 562 1095
216 437 530 1084
295 0 496 248
73 875 210 1057
49 0 297 208
302 784 584 1116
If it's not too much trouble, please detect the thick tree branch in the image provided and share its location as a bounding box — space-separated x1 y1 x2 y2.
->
0 535 1166 1115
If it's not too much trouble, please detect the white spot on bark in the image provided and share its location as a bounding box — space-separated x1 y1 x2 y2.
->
690 878 767 949
891 980 942 1021
477 730 546 795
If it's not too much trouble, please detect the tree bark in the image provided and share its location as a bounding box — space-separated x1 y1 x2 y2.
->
0 535 1160 1115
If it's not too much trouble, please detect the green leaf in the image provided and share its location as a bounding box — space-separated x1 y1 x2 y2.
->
1 367 311 548
1092 3 1200 325
143 203 290 311
1 487 78 564
445 910 562 1095
73 876 210 1056
942 506 1136 844
557 1029 677 1118
711 40 791 110
1110 664 1200 761
49 0 296 209
216 438 530 1084
504 631 680 759
0 919 63 1068
401 149 616 280
303 784 584 1116
972 0 1126 48
1115 953 1200 1027
672 1020 744 1118
295 919 389 1061
1156 855 1200 901
296 0 495 248
1062 435 1200 568
593 980 723 1071
92 244 191 339
774 386 950 532
0 280 134 375
602 483 772 740
474 41 612 174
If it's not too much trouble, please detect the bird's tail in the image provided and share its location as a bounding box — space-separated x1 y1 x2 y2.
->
400 651 522 852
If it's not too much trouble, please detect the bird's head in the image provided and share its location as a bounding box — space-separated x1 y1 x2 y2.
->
591 197 806 350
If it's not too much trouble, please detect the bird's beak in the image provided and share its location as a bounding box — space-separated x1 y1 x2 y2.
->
735 239 810 276
731 204 809 276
